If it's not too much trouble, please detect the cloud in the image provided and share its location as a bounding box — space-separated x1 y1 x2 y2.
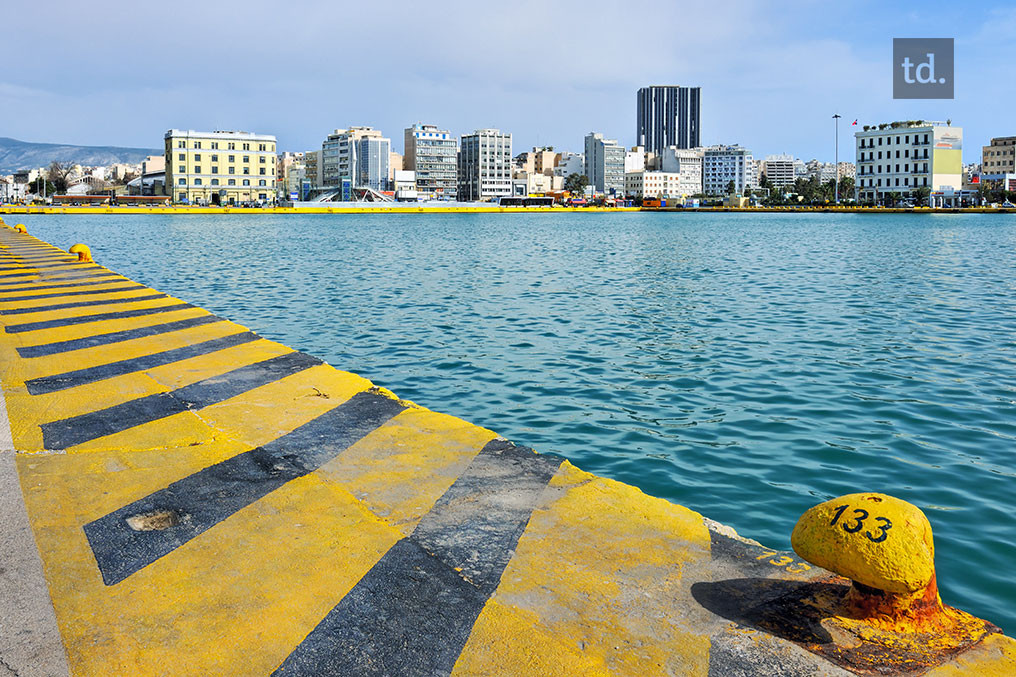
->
2 0 1014 161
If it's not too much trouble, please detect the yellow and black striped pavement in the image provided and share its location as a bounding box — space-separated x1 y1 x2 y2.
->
0 227 1013 676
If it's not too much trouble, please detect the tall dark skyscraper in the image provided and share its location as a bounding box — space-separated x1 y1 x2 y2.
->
636 86 701 153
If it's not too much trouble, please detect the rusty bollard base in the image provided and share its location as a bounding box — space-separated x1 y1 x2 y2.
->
785 493 1001 674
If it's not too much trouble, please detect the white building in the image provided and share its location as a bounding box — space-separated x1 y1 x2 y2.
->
855 120 962 204
321 127 391 193
512 172 565 195
703 145 753 195
404 123 457 200
656 147 703 195
804 159 838 183
458 129 512 201
624 146 646 173
624 171 698 199
584 132 625 194
763 154 796 188
554 152 585 178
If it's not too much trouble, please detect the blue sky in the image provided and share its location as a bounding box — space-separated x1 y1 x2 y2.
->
1 0 1013 162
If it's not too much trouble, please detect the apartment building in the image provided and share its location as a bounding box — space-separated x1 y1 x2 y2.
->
457 129 512 201
584 132 625 194
855 121 962 203
702 145 753 195
164 129 277 205
982 136 1016 175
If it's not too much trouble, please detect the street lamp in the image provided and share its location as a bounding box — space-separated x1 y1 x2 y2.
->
832 114 841 204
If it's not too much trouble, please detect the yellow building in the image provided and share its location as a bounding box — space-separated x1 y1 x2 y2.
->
164 129 277 205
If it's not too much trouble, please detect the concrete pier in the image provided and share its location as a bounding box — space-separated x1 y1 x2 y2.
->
0 227 1013 676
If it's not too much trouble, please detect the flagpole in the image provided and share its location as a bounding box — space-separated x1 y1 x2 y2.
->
833 114 841 204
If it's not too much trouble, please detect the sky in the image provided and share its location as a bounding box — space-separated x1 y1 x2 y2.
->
2 0 1014 163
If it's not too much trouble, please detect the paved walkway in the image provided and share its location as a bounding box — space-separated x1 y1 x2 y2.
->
0 229 1012 675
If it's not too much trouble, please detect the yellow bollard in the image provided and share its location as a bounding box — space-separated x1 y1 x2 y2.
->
14 224 26 233
69 244 93 262
792 492 934 595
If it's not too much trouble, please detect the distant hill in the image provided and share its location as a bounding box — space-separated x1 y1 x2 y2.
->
0 137 161 173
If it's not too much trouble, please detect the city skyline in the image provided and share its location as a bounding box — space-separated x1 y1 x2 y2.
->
2 0 1014 162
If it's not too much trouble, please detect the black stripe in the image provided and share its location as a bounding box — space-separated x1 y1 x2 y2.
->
0 283 146 302
4 302 194 333
0 272 110 287
0 277 128 294
17 315 222 357
0 257 76 264
82 390 405 585
41 350 322 449
272 439 562 677
26 331 261 394
0 292 167 315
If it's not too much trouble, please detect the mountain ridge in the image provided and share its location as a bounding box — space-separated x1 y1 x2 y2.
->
0 137 161 174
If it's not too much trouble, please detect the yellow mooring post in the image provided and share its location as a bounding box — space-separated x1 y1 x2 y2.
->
68 243 93 262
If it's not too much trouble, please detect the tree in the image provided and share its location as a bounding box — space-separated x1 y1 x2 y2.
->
28 177 56 195
565 173 589 195
837 176 855 202
47 161 72 194
726 179 736 195
913 186 931 206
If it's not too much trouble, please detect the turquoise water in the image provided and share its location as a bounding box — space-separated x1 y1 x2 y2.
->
16 212 1016 633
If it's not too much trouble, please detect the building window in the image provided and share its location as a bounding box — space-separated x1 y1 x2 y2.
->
211 154 218 162
178 153 185 161
179 193 186 200
211 179 219 186
194 166 201 173
228 179 236 186
259 179 266 186
212 167 218 174
243 179 250 186
178 165 185 172
243 156 250 163
259 193 267 200
244 168 249 175
178 178 185 185
194 141 202 149
228 155 235 162
211 142 219 150
194 154 201 161
177 141 185 148
243 143 250 151
228 142 235 150
194 178 203 185
259 143 266 151
259 168 266 175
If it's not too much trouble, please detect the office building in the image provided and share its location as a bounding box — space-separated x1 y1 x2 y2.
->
458 129 512 201
404 124 457 199
553 152 585 178
584 132 625 194
855 120 962 203
321 127 391 193
703 145 753 195
636 86 701 154
763 154 796 187
164 129 277 205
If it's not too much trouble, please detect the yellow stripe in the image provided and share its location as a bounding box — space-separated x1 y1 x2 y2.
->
0 293 181 324
8 305 210 350
454 461 712 675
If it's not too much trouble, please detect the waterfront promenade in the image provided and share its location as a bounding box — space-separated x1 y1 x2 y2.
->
1 224 1015 675
2 205 1016 216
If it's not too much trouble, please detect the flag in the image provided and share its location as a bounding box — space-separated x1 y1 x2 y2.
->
851 119 858 126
